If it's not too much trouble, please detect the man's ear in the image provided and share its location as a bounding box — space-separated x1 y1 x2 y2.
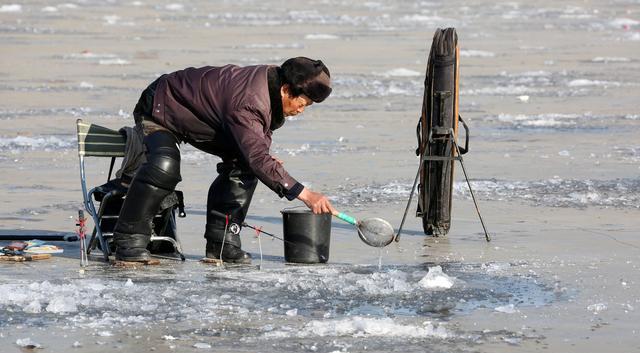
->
280 84 291 98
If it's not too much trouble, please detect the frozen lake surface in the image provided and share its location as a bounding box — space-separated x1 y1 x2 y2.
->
1 0 639 352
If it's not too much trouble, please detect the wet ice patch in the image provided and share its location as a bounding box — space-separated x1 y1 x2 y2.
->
419 266 455 289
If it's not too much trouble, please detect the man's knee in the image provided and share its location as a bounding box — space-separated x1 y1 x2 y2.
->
135 131 182 190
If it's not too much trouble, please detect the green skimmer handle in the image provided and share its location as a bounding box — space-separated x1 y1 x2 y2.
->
334 212 357 225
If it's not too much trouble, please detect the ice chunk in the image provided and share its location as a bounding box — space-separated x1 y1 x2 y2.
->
419 266 455 289
124 279 134 287
587 303 607 313
286 308 298 316
46 297 78 313
16 338 42 349
193 342 212 349
24 300 42 313
289 317 450 338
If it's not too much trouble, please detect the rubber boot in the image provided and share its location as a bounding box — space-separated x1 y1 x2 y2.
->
113 130 181 262
204 222 252 264
204 161 258 264
113 180 172 261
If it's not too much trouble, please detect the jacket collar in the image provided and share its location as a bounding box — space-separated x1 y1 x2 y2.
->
267 67 285 130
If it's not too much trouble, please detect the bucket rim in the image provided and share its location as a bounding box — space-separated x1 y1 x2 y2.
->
281 208 315 214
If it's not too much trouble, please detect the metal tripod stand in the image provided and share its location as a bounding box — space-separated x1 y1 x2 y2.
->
394 122 491 243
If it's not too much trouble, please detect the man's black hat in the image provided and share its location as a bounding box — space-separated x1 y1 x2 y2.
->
281 57 332 103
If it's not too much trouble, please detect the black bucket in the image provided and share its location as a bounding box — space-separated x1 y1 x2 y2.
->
281 209 331 263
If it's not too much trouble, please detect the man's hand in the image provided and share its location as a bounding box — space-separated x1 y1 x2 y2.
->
272 156 284 165
297 187 335 214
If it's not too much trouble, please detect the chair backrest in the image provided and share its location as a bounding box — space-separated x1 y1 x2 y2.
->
76 119 126 157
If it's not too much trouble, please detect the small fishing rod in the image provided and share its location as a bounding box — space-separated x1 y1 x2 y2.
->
207 209 288 243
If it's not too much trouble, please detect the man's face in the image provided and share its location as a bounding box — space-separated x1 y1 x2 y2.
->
281 85 313 117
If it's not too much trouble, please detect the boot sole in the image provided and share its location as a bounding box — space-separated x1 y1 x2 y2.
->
115 254 152 262
204 255 252 265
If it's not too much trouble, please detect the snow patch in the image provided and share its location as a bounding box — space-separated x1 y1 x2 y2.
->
305 34 339 40
0 4 21 12
165 3 184 11
460 50 495 57
376 68 420 77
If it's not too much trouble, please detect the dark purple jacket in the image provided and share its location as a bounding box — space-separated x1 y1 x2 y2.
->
150 64 301 199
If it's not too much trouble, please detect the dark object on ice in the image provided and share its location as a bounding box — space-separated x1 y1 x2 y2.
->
0 230 78 242
76 119 186 262
281 209 331 263
394 28 490 242
417 27 462 236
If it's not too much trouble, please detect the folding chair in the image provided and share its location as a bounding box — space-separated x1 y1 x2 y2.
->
76 119 186 261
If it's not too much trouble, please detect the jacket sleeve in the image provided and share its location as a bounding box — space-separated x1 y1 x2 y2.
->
225 105 303 200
